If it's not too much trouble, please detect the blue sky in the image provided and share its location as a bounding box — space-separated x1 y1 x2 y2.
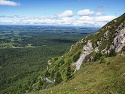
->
0 0 125 27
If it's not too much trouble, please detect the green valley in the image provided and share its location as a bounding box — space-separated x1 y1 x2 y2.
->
0 26 96 94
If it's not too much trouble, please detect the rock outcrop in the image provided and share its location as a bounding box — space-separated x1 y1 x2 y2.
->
110 21 125 52
75 40 93 71
83 40 93 52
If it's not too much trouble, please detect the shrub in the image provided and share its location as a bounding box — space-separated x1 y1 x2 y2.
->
66 63 72 80
94 52 103 61
100 56 106 64
55 72 63 85
109 49 116 57
73 51 81 62
107 62 111 65
45 70 50 77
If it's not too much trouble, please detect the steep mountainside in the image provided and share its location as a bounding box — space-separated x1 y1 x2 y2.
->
29 13 125 94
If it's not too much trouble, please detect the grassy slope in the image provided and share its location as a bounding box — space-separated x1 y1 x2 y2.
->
28 13 125 94
30 55 125 94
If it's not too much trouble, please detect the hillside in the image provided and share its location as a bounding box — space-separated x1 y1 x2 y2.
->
29 13 125 94
0 29 90 94
30 55 125 94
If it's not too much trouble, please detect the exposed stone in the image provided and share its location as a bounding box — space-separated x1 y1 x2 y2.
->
75 51 89 71
97 41 100 46
113 27 125 52
118 52 125 57
83 40 93 52
114 20 117 23
44 78 54 83
48 60 52 65
123 73 125 77
122 73 125 79
101 46 108 54
88 56 94 62
108 20 125 52
94 31 99 35
103 30 109 40
95 47 99 52
69 45 74 52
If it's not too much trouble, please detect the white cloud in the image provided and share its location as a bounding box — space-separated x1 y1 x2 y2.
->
77 9 94 16
57 10 73 17
95 15 116 22
96 12 102 16
75 16 94 26
75 15 116 26
0 9 116 27
58 17 74 25
0 0 20 6
80 16 93 21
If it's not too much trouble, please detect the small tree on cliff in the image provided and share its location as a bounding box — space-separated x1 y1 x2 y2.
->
55 72 63 85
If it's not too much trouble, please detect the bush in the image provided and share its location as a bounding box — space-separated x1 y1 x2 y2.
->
58 59 65 67
73 51 81 62
66 63 72 80
94 52 103 61
45 70 50 77
109 49 116 57
55 72 63 85
107 62 111 65
100 56 106 64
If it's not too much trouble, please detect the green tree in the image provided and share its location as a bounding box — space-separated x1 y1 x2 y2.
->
51 70 55 79
55 72 63 85
94 51 102 61
109 49 116 57
73 51 81 62
66 63 73 80
58 59 65 67
45 70 50 77
36 79 43 90
100 56 106 64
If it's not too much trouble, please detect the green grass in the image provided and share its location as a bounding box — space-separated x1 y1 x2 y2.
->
29 55 125 94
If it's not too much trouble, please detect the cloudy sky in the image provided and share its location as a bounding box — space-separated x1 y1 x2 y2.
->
0 0 125 27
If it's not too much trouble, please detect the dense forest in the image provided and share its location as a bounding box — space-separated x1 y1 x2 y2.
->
0 26 98 94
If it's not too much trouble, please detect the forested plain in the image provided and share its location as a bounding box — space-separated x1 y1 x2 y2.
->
0 25 98 94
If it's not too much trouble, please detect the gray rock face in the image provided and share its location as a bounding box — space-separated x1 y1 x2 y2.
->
104 30 109 40
83 40 93 52
44 78 54 83
75 18 125 71
95 47 99 52
110 20 125 52
75 40 93 71
48 60 52 65
113 27 125 52
75 52 89 71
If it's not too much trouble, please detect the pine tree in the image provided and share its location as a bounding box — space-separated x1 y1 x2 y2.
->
66 63 72 80
94 51 102 61
55 72 63 85
109 49 116 57
45 70 50 77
